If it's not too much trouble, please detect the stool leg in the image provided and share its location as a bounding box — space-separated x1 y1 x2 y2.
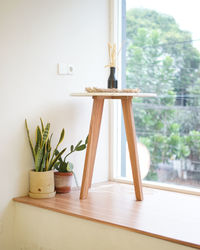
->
80 97 104 199
121 97 143 201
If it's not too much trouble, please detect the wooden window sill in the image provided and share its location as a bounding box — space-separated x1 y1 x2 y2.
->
13 182 200 249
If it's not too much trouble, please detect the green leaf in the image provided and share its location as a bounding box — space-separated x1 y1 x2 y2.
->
54 162 60 170
75 140 82 149
76 144 86 151
25 119 35 161
41 146 48 171
40 118 44 132
48 148 66 170
49 129 65 166
35 126 42 154
47 133 53 162
66 162 74 172
45 141 52 170
55 128 65 150
35 146 44 171
47 138 51 152
85 136 88 145
42 123 50 146
60 162 67 172
54 149 63 162
49 133 53 143
54 149 59 156
70 145 74 152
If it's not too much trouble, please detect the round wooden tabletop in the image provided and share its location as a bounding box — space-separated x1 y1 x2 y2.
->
71 92 157 97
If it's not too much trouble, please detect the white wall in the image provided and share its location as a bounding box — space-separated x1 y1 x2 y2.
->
14 203 194 250
0 1 109 249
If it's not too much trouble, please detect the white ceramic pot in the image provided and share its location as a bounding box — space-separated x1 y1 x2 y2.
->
29 170 56 198
54 172 73 193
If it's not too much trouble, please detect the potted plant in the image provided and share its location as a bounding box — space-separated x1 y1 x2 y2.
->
54 137 88 193
25 118 66 198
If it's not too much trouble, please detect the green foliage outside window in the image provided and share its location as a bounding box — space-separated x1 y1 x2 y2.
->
126 9 200 185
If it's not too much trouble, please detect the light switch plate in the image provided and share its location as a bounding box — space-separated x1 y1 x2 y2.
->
58 63 68 75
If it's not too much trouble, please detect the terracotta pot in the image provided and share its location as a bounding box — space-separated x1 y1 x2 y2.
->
29 170 56 198
54 172 73 193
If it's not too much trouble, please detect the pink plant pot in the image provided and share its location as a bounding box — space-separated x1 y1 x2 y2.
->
54 172 73 193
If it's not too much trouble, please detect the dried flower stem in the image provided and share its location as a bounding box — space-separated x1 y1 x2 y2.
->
105 42 119 68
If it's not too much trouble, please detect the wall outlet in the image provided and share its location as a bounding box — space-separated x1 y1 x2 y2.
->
57 63 74 75
67 64 74 75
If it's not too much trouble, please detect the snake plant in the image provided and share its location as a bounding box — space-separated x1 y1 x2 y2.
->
25 118 66 172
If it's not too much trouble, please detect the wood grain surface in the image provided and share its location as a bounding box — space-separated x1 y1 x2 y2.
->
80 96 104 199
121 97 143 201
79 96 143 200
14 182 200 249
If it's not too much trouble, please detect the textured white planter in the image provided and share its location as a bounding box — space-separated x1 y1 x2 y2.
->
54 172 73 193
29 170 56 198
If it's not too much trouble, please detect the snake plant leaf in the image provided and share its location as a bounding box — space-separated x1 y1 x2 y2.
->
25 119 35 161
54 149 63 162
46 138 52 167
49 133 53 143
46 148 52 169
76 144 86 151
48 148 66 170
46 134 52 161
54 149 59 156
47 149 51 162
45 157 49 171
35 146 45 172
40 118 44 133
41 145 48 171
75 140 82 149
55 150 63 160
47 138 51 152
49 129 65 166
41 146 48 171
35 126 42 154
55 128 65 150
42 123 50 146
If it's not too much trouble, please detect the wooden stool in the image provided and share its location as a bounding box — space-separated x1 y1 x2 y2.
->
71 93 156 201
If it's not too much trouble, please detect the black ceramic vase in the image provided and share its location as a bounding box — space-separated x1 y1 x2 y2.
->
108 67 118 89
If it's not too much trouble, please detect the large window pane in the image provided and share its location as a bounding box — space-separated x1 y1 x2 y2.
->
121 0 200 189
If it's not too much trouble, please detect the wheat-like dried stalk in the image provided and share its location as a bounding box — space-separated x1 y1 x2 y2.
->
105 43 118 68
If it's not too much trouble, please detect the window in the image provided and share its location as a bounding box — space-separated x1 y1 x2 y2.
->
113 0 200 193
